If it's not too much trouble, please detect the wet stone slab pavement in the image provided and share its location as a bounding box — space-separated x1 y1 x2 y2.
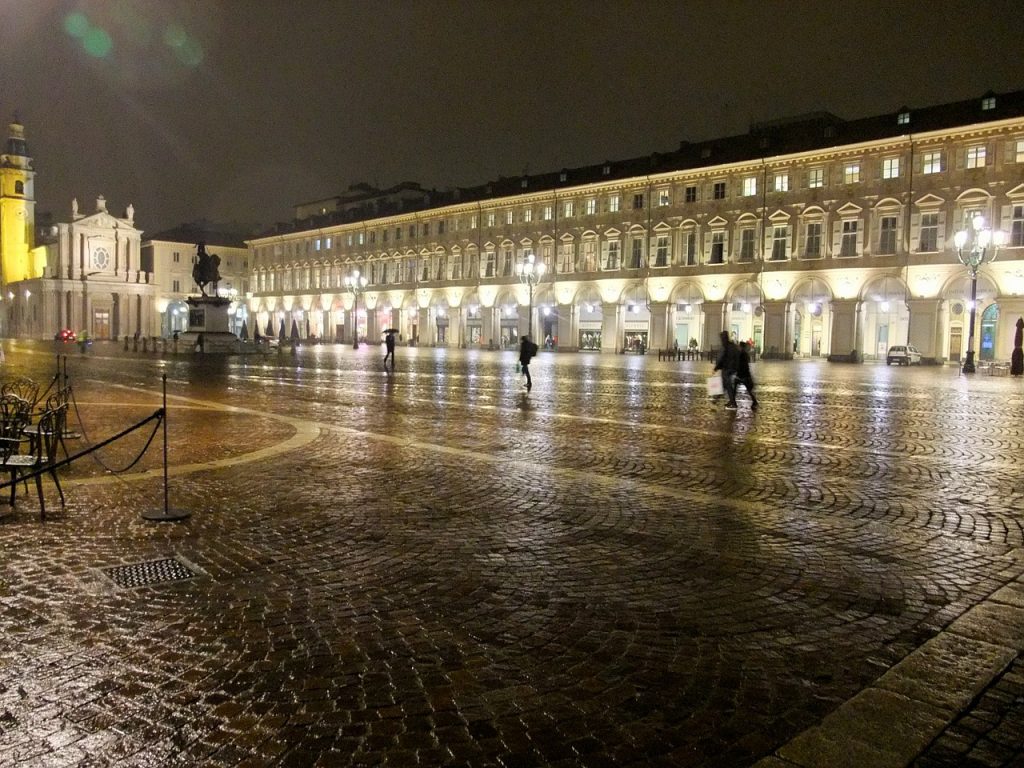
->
1 341 1023 767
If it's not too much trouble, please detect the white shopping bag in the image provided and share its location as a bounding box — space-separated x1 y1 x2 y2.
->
706 375 723 397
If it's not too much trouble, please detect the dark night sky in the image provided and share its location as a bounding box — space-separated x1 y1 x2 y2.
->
1 0 1022 236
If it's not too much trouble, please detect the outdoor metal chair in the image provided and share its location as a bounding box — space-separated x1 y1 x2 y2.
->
24 388 80 459
1 377 40 409
0 406 65 520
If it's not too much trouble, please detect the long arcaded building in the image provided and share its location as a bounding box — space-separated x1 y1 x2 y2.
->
246 89 1024 363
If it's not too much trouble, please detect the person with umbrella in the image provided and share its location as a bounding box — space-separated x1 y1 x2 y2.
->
383 329 398 369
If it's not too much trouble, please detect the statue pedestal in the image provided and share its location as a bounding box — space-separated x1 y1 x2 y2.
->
178 296 239 354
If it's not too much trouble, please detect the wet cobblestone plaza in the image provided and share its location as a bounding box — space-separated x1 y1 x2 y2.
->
1 342 1023 767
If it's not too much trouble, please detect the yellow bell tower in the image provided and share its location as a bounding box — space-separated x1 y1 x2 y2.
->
0 118 37 287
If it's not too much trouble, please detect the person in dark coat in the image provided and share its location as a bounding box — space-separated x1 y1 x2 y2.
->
735 341 759 409
519 335 538 392
384 331 396 368
713 330 739 409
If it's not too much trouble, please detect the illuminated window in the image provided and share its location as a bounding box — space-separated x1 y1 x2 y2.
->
712 182 726 199
1016 139 1024 163
658 189 670 206
484 250 495 277
542 205 553 221
470 216 477 229
564 201 574 218
808 168 824 188
601 239 620 270
685 186 697 203
774 173 789 192
982 96 996 110
558 242 574 272
923 151 942 174
609 195 620 212
966 145 986 168
524 208 532 223
486 212 495 227
843 163 861 184
326 237 332 248
585 198 597 215
505 210 513 225
897 111 910 125
581 240 596 271
742 177 757 196
879 216 898 254
882 157 900 179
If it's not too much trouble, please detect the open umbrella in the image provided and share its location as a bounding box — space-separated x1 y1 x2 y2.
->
240 320 249 341
1012 316 1023 376
383 328 399 335
278 319 286 342
290 319 300 341
254 328 262 343
266 318 274 337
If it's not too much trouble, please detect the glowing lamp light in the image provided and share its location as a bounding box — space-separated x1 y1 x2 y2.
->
24 290 31 299
880 301 890 312
742 302 751 312
6 292 12 300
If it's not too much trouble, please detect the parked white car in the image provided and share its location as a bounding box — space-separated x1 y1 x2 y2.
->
886 345 922 365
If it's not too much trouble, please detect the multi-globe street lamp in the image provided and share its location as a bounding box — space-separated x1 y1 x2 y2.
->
954 215 1005 374
344 269 368 349
515 252 546 342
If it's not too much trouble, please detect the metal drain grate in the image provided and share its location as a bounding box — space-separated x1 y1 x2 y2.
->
102 558 196 588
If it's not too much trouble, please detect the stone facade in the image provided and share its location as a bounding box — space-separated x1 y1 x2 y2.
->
247 91 1024 363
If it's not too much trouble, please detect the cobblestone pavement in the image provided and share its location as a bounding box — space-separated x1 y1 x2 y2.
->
1 340 1023 767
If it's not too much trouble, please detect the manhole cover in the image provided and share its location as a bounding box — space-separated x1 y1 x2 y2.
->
102 558 196 588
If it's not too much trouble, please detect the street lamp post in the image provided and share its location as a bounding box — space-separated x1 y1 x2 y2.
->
954 215 1005 374
515 252 546 342
344 269 368 349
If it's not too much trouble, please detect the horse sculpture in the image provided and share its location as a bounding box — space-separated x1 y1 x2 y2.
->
192 241 221 296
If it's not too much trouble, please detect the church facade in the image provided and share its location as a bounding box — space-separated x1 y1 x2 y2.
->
0 120 155 341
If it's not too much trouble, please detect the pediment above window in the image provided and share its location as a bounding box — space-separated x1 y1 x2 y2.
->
835 202 862 215
707 215 728 227
914 193 945 208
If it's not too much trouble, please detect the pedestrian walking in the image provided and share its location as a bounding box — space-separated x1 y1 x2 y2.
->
519 335 539 393
383 331 396 368
713 330 739 409
736 341 759 409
